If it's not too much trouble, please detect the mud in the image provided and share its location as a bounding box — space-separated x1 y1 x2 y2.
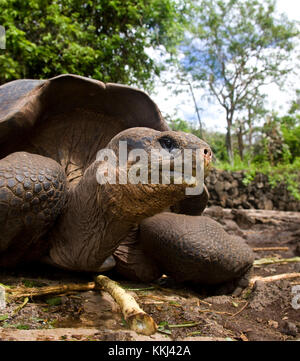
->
0 208 299 341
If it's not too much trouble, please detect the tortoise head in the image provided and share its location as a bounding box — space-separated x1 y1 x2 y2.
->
95 127 212 221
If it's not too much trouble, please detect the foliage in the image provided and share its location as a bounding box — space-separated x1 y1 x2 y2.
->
0 0 186 89
214 105 300 201
181 0 299 162
168 116 229 161
201 130 229 162
282 122 300 160
216 156 300 201
254 115 292 165
167 107 300 200
279 93 300 161
168 117 191 132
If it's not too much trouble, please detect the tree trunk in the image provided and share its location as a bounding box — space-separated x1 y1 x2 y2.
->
236 122 244 161
226 126 233 164
188 82 203 138
226 111 234 164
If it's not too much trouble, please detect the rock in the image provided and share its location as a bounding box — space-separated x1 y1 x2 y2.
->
242 201 252 209
232 286 243 297
231 209 255 229
221 219 243 235
204 206 224 219
219 193 227 207
240 194 248 203
268 320 278 329
233 199 242 208
233 171 243 180
289 202 300 212
225 199 233 208
257 197 273 210
206 169 300 211
228 187 239 198
209 190 218 200
281 321 298 337
224 181 232 191
208 174 217 185
264 199 273 210
223 173 233 182
215 181 224 194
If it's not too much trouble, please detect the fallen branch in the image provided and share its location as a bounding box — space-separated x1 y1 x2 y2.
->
123 287 156 292
249 273 300 289
168 322 201 328
13 297 29 315
187 331 202 337
5 282 96 300
198 299 212 307
229 302 249 318
198 309 233 316
253 257 300 267
252 247 289 252
95 275 157 336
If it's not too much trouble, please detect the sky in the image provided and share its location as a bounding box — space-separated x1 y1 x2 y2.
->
150 0 300 133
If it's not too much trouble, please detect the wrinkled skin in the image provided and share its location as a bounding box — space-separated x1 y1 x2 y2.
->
0 74 254 285
48 128 211 272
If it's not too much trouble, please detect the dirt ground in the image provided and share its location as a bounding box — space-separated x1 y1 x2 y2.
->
0 207 299 341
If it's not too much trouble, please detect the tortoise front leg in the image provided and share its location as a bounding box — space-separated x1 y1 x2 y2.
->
139 212 254 285
0 151 66 267
113 226 162 282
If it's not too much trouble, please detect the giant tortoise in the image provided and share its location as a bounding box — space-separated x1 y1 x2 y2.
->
0 74 254 285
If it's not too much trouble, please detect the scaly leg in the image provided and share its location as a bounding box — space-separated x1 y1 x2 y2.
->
0 152 67 267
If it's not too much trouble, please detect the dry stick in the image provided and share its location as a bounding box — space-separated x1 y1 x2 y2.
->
95 275 157 336
198 299 212 307
168 322 201 328
198 308 233 316
5 277 157 335
6 282 96 300
229 302 249 318
13 297 29 315
252 247 289 252
249 273 300 289
253 257 300 267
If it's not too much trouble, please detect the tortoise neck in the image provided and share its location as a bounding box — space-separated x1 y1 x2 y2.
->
48 161 133 272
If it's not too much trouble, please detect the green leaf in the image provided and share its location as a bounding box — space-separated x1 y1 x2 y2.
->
0 314 8 321
46 297 62 306
16 324 30 330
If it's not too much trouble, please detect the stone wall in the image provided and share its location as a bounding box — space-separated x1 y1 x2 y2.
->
205 168 300 212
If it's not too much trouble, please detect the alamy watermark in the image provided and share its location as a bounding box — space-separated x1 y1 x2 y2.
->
95 141 205 196
0 26 5 49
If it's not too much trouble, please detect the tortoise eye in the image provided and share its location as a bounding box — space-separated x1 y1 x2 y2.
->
159 136 178 152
